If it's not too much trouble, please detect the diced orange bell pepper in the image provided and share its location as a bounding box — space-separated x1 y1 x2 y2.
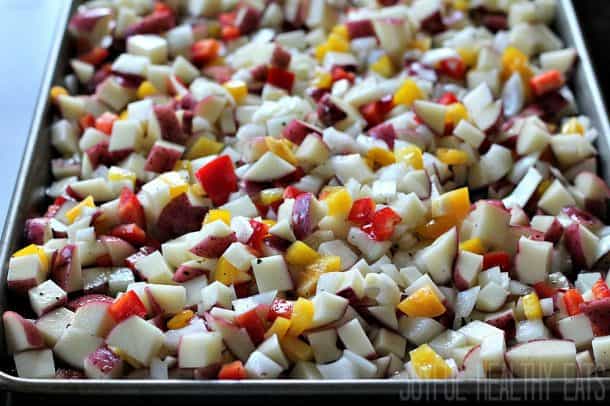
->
218 361 247 379
397 286 446 318
108 290 147 322
409 344 453 379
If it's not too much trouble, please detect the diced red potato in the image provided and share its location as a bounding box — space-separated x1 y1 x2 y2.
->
3 311 45 354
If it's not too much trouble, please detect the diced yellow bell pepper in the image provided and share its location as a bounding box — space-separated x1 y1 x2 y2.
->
286 241 320 266
536 179 552 197
173 160 191 172
185 137 224 160
327 33 349 52
331 24 349 41
296 256 342 297
453 0 469 12
108 166 136 185
315 43 330 61
265 137 297 165
50 86 68 102
214 257 240 285
260 188 284 206
523 292 543 320
501 46 532 81
409 344 453 379
307 256 341 273
366 147 396 168
415 215 456 240
459 238 486 255
287 298 314 336
431 187 471 221
167 310 195 330
65 195 95 224
456 46 477 67
262 219 276 228
313 71 332 89
265 316 291 339
223 80 248 104
281 336 314 362
370 55 395 78
204 209 231 225
394 79 424 106
395 145 424 170
137 81 158 99
411 36 431 52
190 183 205 196
324 188 353 217
561 117 585 135
436 148 469 165
12 244 49 272
445 103 468 125
119 110 129 120
397 286 446 318
160 172 189 199
207 20 221 38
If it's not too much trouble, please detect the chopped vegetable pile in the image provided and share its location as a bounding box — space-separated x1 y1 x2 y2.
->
6 0 610 381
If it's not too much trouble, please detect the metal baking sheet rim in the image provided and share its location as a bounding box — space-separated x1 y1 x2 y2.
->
1 0 610 396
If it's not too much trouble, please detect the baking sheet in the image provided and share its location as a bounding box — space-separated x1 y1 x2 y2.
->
0 0 609 397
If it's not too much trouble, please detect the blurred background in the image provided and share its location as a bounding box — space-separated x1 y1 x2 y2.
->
0 0 608 229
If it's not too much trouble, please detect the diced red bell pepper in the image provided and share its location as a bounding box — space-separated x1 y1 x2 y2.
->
532 281 558 299
118 187 146 228
348 197 376 226
218 361 247 380
221 25 241 41
437 57 466 80
359 95 394 127
191 39 220 67
564 288 584 316
247 219 269 252
267 298 293 321
362 207 402 241
78 47 109 66
530 69 565 97
194 155 238 206
95 112 118 135
235 307 266 345
79 114 96 132
153 2 174 15
108 290 147 322
482 251 511 272
331 66 355 83
219 11 237 27
283 185 305 199
267 66 295 92
437 91 459 105
111 223 147 246
592 279 610 300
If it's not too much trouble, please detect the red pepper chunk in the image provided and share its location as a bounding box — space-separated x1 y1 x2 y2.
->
267 66 295 92
592 279 610 300
437 57 466 80
78 47 109 66
195 155 237 206
437 91 459 105
108 290 147 322
530 69 565 97
362 207 402 241
218 361 247 380
532 281 558 299
482 251 511 272
348 197 376 226
359 96 394 128
247 219 269 252
111 223 147 246
564 289 584 316
95 112 118 135
283 185 305 199
118 187 146 228
267 298 293 321
235 307 266 345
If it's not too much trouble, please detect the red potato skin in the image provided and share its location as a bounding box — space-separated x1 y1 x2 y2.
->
291 193 314 240
153 105 187 145
67 294 114 311
124 9 176 37
190 233 237 258
564 223 590 271
86 346 122 375
69 7 111 32
2 311 45 348
24 217 50 245
346 19 375 39
144 143 183 173
271 46 291 70
281 119 322 145
86 141 132 168
580 297 610 336
485 311 516 340
56 368 86 379
172 264 209 283
156 193 208 241
235 6 260 35
51 244 78 292
317 94 347 127
124 246 157 272
99 235 137 266
368 122 396 149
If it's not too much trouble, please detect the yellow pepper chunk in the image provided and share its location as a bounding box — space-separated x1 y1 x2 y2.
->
394 79 424 107
265 137 297 165
367 147 396 168
119 110 129 120
186 137 224 160
173 160 191 172
436 148 469 165
286 241 320 266
108 166 136 185
160 172 189 199
204 209 231 225
265 316 291 339
167 310 195 330
297 256 342 297
501 46 532 81
371 55 395 78
395 145 424 170
327 33 349 52
214 257 240 285
331 24 349 41
459 238 486 255
561 117 585 135
260 188 284 206
523 292 543 320
457 46 477 67
50 86 68 102
262 219 276 228
137 81 158 99
287 298 314 336
223 80 248 104
315 43 330 61
281 336 314 362
416 215 456 240
313 71 332 89
453 0 470 12
445 103 468 125
397 286 446 318
324 188 353 217
411 36 431 52
431 187 471 221
65 195 95 224
409 344 453 379
12 244 49 272
536 179 552 197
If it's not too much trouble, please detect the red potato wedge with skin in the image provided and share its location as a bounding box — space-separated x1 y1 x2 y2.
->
204 313 256 362
144 140 185 173
150 104 187 145
173 261 212 283
190 233 237 258
194 95 226 124
99 236 136 266
67 294 114 311
125 11 176 37
281 119 322 145
156 193 208 240
24 217 52 245
564 223 600 271
2 311 44 354
580 297 610 336
453 250 483 291
84 346 124 379
51 244 83 293
484 309 516 341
